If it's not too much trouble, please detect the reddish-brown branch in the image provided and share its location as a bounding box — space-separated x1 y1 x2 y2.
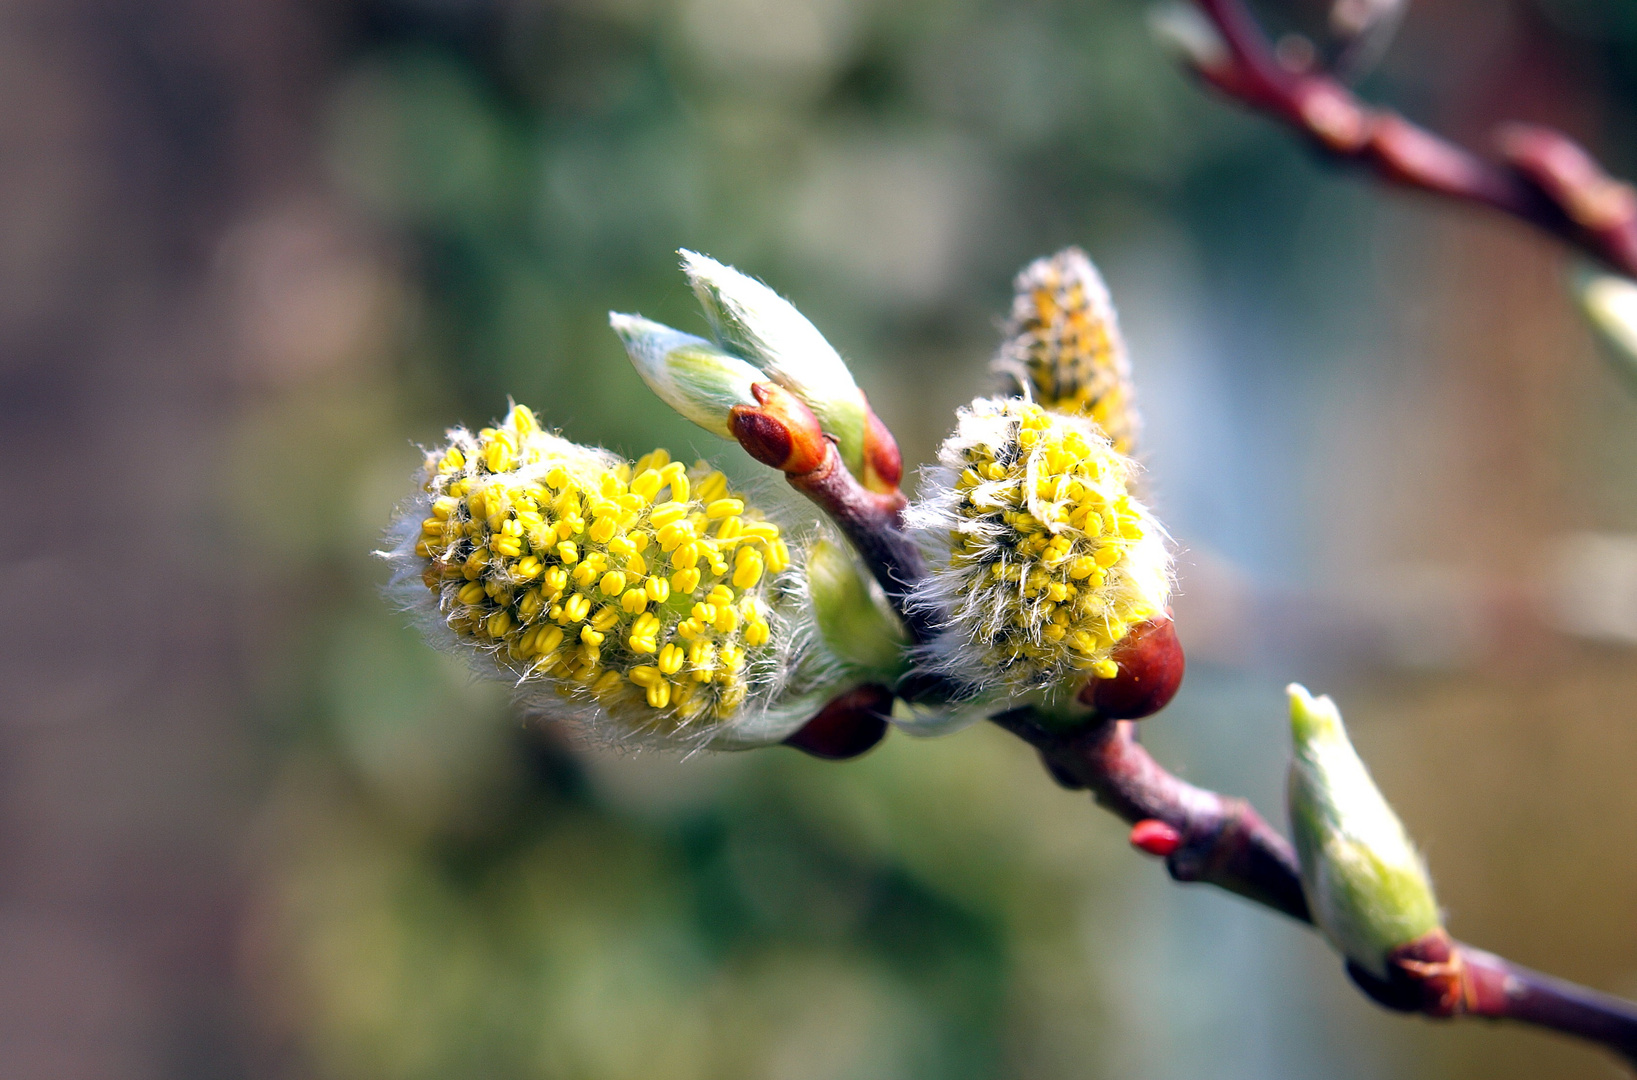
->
1183 0 1637 279
992 709 1311 919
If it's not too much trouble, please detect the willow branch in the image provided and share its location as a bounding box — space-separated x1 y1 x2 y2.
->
1179 0 1637 278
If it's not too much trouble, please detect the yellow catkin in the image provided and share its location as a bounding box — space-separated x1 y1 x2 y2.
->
927 398 1169 692
411 403 789 730
995 248 1139 454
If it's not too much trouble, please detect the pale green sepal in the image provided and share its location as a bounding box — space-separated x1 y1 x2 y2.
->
807 537 910 680
680 250 869 474
1287 684 1441 979
609 312 763 438
1574 268 1637 395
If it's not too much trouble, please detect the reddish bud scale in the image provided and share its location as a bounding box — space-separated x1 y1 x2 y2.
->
1129 818 1183 857
1079 617 1185 720
861 398 903 494
783 683 893 761
729 383 829 476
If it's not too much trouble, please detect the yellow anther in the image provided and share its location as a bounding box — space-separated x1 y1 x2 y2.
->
688 641 717 678
630 469 663 501
563 594 591 623
1092 658 1118 679
543 566 568 594
620 589 648 615
580 625 604 647
1093 545 1120 568
744 619 770 648
706 498 743 519
714 605 740 633
653 644 682 676
590 606 621 633
571 563 599 589
656 522 693 552
514 555 543 581
768 540 791 572
695 470 728 503
659 462 689 502
518 589 545 621
592 670 622 696
457 581 486 606
644 577 670 604
493 536 522 558
733 547 765 589
628 666 662 688
715 516 742 541
485 434 516 473
588 516 618 544
645 679 672 709
557 541 579 564
487 610 513 637
671 542 699 570
624 553 647 577
599 570 627 596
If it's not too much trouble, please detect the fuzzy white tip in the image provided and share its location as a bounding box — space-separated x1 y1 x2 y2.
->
679 250 868 472
609 312 762 439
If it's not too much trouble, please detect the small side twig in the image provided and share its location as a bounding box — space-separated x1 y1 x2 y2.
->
1178 0 1637 278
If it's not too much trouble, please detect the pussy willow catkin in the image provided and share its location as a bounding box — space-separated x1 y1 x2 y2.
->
906 398 1172 702
994 247 1139 454
383 403 824 748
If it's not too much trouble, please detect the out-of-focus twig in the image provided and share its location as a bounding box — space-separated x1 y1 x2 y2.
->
1164 0 1637 278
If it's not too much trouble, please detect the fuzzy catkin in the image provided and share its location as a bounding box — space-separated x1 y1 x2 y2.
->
381 403 831 749
906 397 1172 704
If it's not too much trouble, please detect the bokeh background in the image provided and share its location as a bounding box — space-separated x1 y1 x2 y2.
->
5 0 1637 1076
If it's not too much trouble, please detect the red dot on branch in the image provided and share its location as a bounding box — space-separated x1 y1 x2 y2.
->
1129 819 1183 858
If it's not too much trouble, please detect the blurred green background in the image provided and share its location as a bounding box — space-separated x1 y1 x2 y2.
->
6 0 1637 1077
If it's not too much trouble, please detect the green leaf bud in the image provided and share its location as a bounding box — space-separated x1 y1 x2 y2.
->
1287 684 1442 979
609 312 763 438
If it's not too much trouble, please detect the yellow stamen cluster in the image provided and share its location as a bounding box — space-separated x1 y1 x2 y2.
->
410 404 793 735
913 398 1171 697
995 247 1138 454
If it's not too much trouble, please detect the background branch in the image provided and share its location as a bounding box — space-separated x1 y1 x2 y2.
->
1177 0 1637 278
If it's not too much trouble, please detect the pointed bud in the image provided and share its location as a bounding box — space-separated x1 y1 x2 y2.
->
807 536 910 680
681 250 900 490
784 683 893 760
609 313 763 438
1287 685 1442 979
1573 269 1637 392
